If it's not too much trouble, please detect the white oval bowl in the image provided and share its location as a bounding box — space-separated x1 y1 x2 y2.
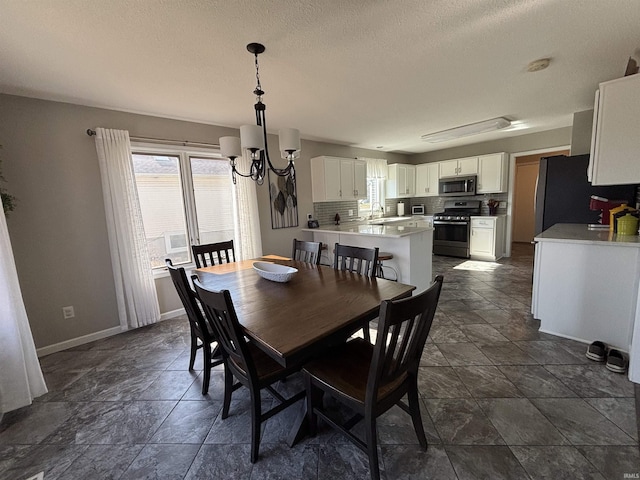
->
253 261 298 283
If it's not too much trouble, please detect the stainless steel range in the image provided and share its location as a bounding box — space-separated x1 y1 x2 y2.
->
433 200 481 258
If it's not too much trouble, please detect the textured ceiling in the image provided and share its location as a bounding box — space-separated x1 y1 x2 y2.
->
1 0 639 153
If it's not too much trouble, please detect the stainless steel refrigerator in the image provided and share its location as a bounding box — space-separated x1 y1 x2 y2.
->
534 154 637 235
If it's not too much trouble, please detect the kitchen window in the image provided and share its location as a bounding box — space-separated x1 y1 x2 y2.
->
358 157 387 218
358 178 385 218
131 145 234 269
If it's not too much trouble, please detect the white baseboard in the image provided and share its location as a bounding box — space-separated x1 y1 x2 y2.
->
36 325 123 357
160 308 185 321
36 308 186 357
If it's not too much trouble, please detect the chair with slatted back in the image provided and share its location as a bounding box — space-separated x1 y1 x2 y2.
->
333 243 379 278
302 275 444 480
165 259 223 395
291 238 323 265
334 243 379 341
193 279 305 463
192 240 236 268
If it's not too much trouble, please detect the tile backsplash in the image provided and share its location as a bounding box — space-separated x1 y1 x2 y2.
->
313 193 508 225
387 193 509 216
313 200 360 225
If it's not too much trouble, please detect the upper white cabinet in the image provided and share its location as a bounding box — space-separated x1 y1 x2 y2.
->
311 156 367 202
477 153 509 193
387 164 416 198
439 157 478 178
415 163 439 196
588 74 640 185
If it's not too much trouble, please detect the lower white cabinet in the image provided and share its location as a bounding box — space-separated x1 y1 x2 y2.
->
470 216 504 261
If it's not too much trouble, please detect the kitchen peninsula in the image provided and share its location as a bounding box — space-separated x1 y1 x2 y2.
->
531 223 640 382
302 222 433 292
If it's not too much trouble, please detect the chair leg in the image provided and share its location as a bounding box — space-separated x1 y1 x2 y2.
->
250 388 262 463
363 324 371 343
222 362 233 419
201 345 212 395
364 413 381 480
304 374 321 437
189 334 198 370
407 380 428 449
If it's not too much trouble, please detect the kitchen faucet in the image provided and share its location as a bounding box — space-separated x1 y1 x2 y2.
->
367 202 384 220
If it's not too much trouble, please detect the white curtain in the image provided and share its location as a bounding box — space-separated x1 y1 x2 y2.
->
359 157 388 179
0 200 47 413
232 151 263 259
94 128 160 330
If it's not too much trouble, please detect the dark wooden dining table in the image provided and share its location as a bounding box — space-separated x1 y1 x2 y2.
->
194 255 416 368
194 254 416 444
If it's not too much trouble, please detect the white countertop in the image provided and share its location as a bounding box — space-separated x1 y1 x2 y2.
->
301 224 432 238
535 223 640 247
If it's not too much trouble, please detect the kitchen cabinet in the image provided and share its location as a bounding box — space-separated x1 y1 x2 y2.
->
469 216 504 261
477 153 509 193
532 224 640 379
310 156 367 202
415 163 439 196
588 74 640 185
387 164 416 198
439 157 478 178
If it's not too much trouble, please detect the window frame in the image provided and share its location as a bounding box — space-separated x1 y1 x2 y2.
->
130 142 229 277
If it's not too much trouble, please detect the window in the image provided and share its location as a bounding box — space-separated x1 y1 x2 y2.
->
358 178 385 218
358 158 387 218
131 146 234 269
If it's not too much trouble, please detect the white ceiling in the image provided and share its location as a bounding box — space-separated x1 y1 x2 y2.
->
1 0 639 154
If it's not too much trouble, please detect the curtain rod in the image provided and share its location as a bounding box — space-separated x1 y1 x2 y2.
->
86 129 220 149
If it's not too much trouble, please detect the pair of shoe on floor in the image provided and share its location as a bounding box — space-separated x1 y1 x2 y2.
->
586 341 627 373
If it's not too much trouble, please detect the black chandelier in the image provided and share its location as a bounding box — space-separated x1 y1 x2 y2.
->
219 43 301 185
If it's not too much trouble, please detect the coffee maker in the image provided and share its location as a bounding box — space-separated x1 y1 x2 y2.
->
589 195 628 227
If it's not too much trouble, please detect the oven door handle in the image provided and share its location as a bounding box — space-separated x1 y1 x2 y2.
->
434 221 469 226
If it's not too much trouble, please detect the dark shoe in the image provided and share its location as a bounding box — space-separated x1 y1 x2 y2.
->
606 349 627 373
586 341 607 362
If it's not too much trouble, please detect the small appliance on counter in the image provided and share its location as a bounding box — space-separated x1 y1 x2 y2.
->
610 205 639 235
588 195 628 229
411 204 425 215
397 202 405 217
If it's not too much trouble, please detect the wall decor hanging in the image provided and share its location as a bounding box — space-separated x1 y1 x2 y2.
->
269 170 298 229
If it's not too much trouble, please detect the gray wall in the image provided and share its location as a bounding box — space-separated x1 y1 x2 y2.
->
408 127 572 164
0 94 407 349
0 92 574 350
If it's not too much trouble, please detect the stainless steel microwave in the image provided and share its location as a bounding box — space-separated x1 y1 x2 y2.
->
438 175 477 197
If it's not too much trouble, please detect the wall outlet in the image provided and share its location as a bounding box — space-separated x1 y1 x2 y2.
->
348 209 353 216
62 306 75 319
307 213 313 220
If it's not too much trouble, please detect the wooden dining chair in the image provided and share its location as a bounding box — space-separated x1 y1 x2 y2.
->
192 240 236 268
303 275 444 480
333 243 379 278
165 259 223 395
334 243 380 340
291 238 323 265
193 279 305 463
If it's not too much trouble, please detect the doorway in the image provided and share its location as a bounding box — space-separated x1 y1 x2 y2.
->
511 149 569 244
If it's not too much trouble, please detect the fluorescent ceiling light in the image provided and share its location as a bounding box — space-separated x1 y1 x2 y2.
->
421 117 511 143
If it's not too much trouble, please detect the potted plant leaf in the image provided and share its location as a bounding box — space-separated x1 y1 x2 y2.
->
1 146 17 214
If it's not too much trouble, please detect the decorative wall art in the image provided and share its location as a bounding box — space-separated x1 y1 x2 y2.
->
268 170 298 229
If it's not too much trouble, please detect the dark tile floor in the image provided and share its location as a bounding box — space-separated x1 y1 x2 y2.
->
2 243 639 479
